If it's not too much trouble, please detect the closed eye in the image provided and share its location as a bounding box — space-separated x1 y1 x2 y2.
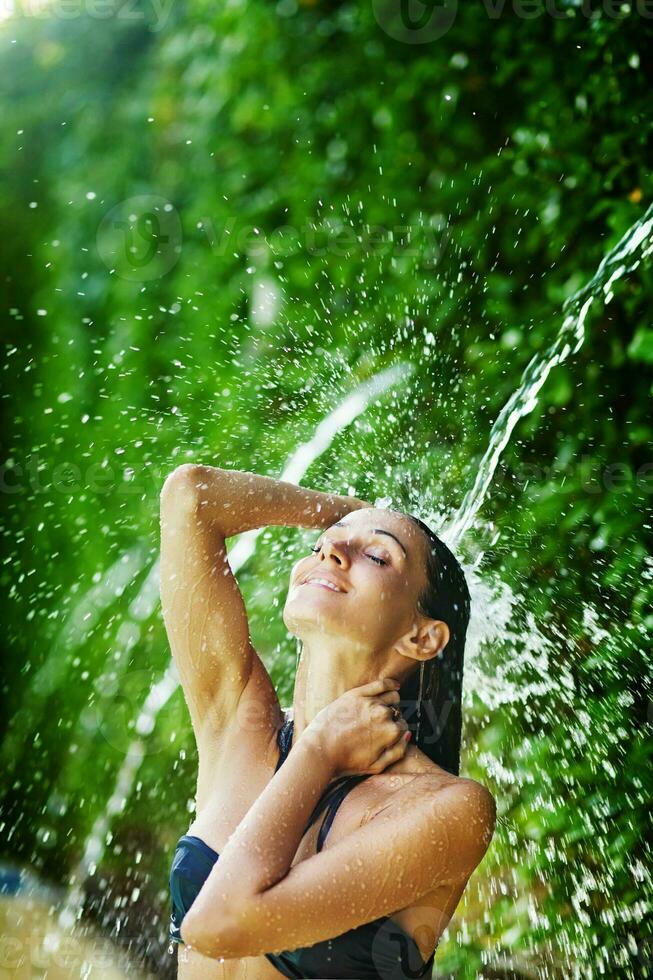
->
310 545 387 566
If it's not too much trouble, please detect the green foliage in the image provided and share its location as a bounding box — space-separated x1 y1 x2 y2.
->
0 1 651 977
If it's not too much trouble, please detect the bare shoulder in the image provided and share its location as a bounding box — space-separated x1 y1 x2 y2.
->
433 772 495 812
379 752 496 866
393 750 494 816
418 770 496 868
354 765 496 902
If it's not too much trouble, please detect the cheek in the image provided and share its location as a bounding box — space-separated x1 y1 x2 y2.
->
286 557 312 601
289 556 309 583
357 568 399 602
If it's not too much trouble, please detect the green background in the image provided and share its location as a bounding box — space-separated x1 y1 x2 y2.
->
1 0 652 976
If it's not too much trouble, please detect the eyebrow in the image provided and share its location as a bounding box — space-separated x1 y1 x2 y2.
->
331 521 408 558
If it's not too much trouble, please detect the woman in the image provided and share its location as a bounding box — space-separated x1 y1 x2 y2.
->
160 464 495 980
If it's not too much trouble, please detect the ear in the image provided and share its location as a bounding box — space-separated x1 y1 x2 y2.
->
395 616 450 662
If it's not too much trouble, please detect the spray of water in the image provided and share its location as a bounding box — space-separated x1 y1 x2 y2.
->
38 203 653 972
1 544 150 774
444 202 653 549
55 362 414 931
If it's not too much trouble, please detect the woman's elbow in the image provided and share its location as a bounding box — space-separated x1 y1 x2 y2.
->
180 907 246 960
161 464 199 502
159 465 207 524
179 913 217 959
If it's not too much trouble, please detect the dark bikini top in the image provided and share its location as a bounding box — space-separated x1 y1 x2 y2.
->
170 716 436 978
261 716 436 980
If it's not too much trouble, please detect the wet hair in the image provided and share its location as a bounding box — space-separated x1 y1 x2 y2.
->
399 514 471 776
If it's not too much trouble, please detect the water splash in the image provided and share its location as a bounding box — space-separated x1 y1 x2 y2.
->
35 545 149 697
444 202 653 549
38 201 653 970
1 544 149 774
463 563 577 716
228 363 413 569
56 362 413 930
57 662 179 932
36 551 163 842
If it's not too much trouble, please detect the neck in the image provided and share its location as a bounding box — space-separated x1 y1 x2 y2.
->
290 635 408 757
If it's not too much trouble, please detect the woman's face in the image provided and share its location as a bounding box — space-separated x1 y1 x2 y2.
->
283 508 430 653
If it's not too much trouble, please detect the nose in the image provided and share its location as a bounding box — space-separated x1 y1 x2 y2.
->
320 535 349 567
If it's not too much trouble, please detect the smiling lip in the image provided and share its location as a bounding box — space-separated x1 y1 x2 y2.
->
302 575 348 594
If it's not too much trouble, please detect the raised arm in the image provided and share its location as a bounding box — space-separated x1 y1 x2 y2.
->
159 463 371 746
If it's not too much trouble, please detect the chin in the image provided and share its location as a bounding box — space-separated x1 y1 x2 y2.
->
282 605 297 635
282 597 313 635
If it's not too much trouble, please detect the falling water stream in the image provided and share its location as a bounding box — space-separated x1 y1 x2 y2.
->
444 201 653 549
6 203 653 975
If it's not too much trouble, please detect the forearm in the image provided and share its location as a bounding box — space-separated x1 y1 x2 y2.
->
165 463 371 538
181 732 336 955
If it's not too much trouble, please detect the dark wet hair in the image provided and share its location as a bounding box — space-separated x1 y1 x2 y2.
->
399 514 471 776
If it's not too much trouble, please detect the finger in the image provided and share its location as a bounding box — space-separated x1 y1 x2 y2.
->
375 690 401 705
370 731 411 772
389 716 409 737
378 714 408 738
